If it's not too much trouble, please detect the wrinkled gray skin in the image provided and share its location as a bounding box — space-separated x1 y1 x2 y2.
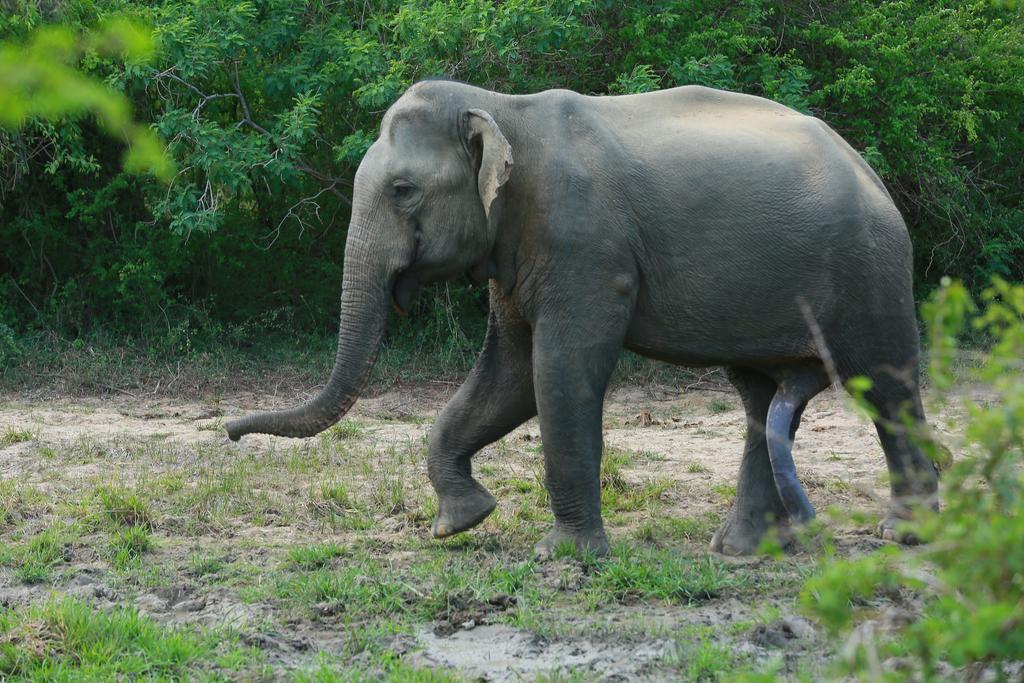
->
227 81 940 557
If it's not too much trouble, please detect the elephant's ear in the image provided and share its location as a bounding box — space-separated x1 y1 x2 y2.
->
466 108 513 220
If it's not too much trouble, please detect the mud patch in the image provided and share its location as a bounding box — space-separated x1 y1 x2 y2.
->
411 623 674 681
432 592 518 636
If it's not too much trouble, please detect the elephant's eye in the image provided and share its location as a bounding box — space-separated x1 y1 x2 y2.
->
391 181 417 201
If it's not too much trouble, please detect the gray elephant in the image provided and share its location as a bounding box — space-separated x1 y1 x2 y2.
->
226 81 939 557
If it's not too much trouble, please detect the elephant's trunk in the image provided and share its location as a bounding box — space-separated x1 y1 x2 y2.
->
225 226 390 441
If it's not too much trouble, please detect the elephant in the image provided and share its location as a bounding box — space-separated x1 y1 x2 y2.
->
226 80 940 557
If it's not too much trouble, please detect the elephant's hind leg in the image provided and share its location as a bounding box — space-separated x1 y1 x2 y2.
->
712 366 827 555
861 371 940 542
429 299 536 539
712 368 789 556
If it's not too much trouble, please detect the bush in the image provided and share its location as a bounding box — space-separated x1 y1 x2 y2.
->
0 1 1021 361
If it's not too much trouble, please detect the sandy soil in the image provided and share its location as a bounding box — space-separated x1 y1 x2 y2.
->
0 382 964 679
1 382 960 519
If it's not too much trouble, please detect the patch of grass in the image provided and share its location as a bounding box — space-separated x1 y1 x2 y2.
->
583 545 752 606
405 493 438 528
600 447 632 493
707 398 734 414
297 654 461 682
711 483 737 502
13 524 73 584
172 456 281 531
633 514 722 546
668 636 742 680
551 538 586 561
367 456 409 516
725 605 783 636
153 473 185 495
96 484 154 529
504 478 537 495
529 465 550 507
598 448 672 513
288 542 346 570
310 480 374 531
633 521 658 543
660 512 723 544
0 480 43 528
0 596 265 679
266 561 409 619
323 420 365 441
318 480 354 509
0 426 35 448
686 461 709 474
109 524 154 570
604 479 673 514
195 418 224 432
189 553 225 577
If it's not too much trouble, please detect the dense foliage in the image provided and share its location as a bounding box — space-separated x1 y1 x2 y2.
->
1 0 1021 355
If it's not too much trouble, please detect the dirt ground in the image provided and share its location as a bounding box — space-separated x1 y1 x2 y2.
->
0 381 963 680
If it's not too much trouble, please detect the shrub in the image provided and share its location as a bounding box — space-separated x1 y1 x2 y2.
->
2 1 1021 358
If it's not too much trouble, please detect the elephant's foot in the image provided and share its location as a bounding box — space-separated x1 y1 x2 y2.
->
876 494 938 544
710 513 794 556
534 523 610 560
431 481 497 539
876 515 920 544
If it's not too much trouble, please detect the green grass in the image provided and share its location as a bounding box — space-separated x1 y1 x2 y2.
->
323 420 366 441
189 553 226 577
633 512 723 546
600 447 632 492
13 524 73 584
262 559 411 620
707 398 734 414
583 545 753 606
195 418 224 432
0 351 828 679
670 636 742 680
309 480 374 530
109 524 154 570
0 480 43 528
296 654 462 682
366 453 410 516
170 456 279 531
96 485 154 529
288 542 347 570
254 542 545 632
0 596 266 679
0 427 35 448
711 483 737 502
598 446 673 513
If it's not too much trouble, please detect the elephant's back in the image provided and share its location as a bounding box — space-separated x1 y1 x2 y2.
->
580 88 915 364
593 84 802 121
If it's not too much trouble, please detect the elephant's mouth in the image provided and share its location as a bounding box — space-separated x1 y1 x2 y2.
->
391 270 422 315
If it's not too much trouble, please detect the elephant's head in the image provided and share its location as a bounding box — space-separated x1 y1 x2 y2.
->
226 83 513 440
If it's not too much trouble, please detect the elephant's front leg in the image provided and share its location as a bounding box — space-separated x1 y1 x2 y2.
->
429 306 535 538
531 318 627 559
